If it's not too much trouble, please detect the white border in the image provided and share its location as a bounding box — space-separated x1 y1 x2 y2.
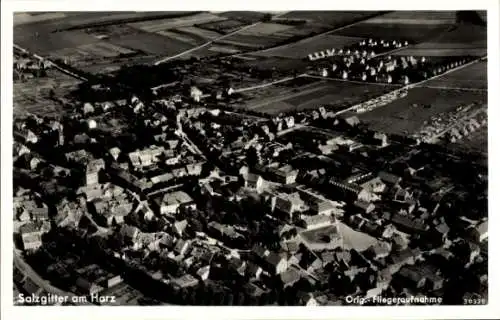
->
2 1 499 319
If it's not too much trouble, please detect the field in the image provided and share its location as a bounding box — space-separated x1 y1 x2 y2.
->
14 12 197 31
358 87 487 135
393 47 487 57
365 11 457 24
418 61 487 90
233 77 396 114
333 23 452 43
254 34 364 58
217 23 330 52
217 11 270 23
393 24 487 57
128 12 224 33
280 11 380 26
15 12 235 76
13 69 81 117
197 19 248 34
175 26 223 40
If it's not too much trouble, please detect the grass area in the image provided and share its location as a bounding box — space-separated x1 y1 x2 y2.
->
255 34 364 59
234 77 395 115
281 11 380 26
13 70 81 118
418 61 487 89
333 23 452 42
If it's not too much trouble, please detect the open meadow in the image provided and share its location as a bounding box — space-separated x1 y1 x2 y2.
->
418 61 487 90
232 77 396 115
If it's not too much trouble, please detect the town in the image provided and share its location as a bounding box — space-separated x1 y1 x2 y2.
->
12 10 487 306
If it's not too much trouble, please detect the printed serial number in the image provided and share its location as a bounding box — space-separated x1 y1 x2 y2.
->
463 298 487 305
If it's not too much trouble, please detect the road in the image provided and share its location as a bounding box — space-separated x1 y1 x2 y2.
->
233 75 300 94
331 55 487 117
153 12 289 65
303 74 401 87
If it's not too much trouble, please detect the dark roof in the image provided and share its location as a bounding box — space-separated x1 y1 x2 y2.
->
280 268 301 285
266 252 284 267
378 171 401 185
399 266 422 283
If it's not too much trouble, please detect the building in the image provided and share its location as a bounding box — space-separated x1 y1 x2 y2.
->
75 277 103 296
273 193 305 217
172 274 199 289
86 159 105 186
19 222 43 251
120 225 139 242
378 171 401 186
280 268 301 288
154 191 196 216
360 177 387 194
470 220 488 243
263 252 288 275
303 215 334 230
244 173 264 193
271 165 299 185
190 86 203 102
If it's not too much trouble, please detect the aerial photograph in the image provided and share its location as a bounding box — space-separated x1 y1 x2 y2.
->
12 10 487 306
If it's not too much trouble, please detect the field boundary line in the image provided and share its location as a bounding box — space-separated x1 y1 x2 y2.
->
417 85 487 92
329 55 487 117
231 11 390 59
154 12 289 65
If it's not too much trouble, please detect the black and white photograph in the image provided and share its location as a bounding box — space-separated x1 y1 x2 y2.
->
1 1 498 319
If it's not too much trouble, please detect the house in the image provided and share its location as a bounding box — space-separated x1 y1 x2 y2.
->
173 239 192 256
273 193 305 217
353 200 375 214
172 274 199 289
312 200 338 216
190 86 203 102
229 257 247 276
470 220 488 243
16 207 31 222
378 171 402 186
388 248 422 273
246 261 264 280
303 215 334 230
419 264 444 291
244 173 264 193
376 267 392 289
360 177 386 194
280 268 301 288
75 277 103 296
321 251 336 267
120 225 139 242
174 219 188 237
154 191 196 216
367 242 392 260
19 222 43 251
196 265 210 281
391 213 428 233
263 252 288 275
397 266 426 289
271 165 299 184
306 258 324 273
373 132 389 147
